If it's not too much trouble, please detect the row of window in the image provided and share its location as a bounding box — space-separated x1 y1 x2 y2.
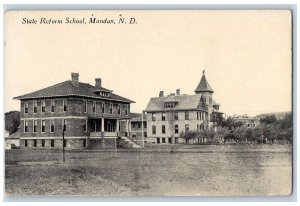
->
151 124 205 135
156 137 179 144
88 101 128 116
24 100 129 116
24 100 67 114
151 111 206 121
24 139 87 148
23 119 88 133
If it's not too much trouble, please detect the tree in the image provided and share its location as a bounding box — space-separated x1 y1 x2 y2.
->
260 114 277 125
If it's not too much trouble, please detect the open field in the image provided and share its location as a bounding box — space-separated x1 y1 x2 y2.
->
5 144 292 196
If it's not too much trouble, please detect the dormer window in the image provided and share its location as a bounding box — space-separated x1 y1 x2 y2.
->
165 103 175 108
97 91 109 97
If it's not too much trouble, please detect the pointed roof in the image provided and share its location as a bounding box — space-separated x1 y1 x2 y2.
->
195 70 214 93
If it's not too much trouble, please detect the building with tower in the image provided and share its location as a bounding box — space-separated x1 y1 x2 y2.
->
144 70 222 144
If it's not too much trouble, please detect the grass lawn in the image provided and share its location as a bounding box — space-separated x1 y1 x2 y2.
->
5 144 292 196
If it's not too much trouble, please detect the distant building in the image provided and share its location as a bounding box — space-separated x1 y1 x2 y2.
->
145 70 222 144
130 113 147 146
14 73 135 149
232 114 259 128
5 129 20 149
4 130 9 138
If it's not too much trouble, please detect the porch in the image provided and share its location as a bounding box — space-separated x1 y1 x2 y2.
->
89 117 131 138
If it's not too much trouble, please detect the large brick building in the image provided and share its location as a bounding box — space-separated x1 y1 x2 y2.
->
14 73 134 149
145 71 222 144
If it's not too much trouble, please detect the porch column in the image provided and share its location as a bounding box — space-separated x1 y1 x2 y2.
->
125 120 129 137
101 117 105 149
101 117 105 132
128 120 131 133
116 119 120 132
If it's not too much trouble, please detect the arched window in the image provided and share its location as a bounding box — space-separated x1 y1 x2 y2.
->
152 125 156 135
185 124 189 133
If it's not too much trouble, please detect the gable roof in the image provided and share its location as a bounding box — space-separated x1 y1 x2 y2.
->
145 94 206 112
195 72 214 93
14 80 135 103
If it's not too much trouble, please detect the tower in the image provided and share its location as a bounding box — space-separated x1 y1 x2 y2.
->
195 70 214 106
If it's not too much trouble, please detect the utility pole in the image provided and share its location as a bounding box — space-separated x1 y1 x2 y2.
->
141 111 145 148
62 128 65 163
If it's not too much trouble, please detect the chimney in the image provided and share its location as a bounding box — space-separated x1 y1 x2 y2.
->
71 72 79 87
95 78 102 87
159 91 164 97
176 89 180 96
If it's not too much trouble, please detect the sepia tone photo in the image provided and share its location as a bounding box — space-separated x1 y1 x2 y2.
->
4 10 292 196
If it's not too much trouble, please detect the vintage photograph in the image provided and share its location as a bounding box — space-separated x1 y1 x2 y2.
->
4 10 292 196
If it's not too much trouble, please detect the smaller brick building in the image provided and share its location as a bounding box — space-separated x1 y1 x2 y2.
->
14 73 134 149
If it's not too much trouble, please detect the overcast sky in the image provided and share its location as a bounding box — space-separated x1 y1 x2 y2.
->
4 10 291 116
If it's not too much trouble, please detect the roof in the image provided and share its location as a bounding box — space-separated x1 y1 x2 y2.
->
145 94 205 112
195 71 214 93
14 81 135 103
6 130 20 139
130 113 146 122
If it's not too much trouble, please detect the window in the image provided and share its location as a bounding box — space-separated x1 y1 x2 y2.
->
41 140 45 147
83 119 87 132
157 138 160 144
109 104 113 114
50 120 55 133
152 113 156 121
174 111 178 120
24 140 28 147
197 112 199 120
125 105 128 116
168 138 172 143
51 100 55 112
41 120 45 133
197 124 200 131
185 124 189 133
162 138 166 143
144 132 147 137
162 112 166 121
152 125 156 135
101 103 105 113
63 139 66 148
83 139 87 147
63 119 67 131
92 102 96 113
24 102 29 114
34 139 37 147
83 101 87 113
41 101 46 113
185 111 189 120
63 100 67 112
200 124 204 130
175 137 179 144
24 121 28 133
33 120 38 133
175 125 179 134
162 125 166 134
33 102 38 113
51 140 54 147
118 105 121 115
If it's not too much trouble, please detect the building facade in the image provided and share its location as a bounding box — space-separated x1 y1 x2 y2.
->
14 73 134 149
130 113 147 146
145 71 222 144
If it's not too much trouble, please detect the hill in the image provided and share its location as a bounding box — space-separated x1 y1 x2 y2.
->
5 111 20 135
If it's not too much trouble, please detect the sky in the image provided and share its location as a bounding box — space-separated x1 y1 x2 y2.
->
4 10 292 116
